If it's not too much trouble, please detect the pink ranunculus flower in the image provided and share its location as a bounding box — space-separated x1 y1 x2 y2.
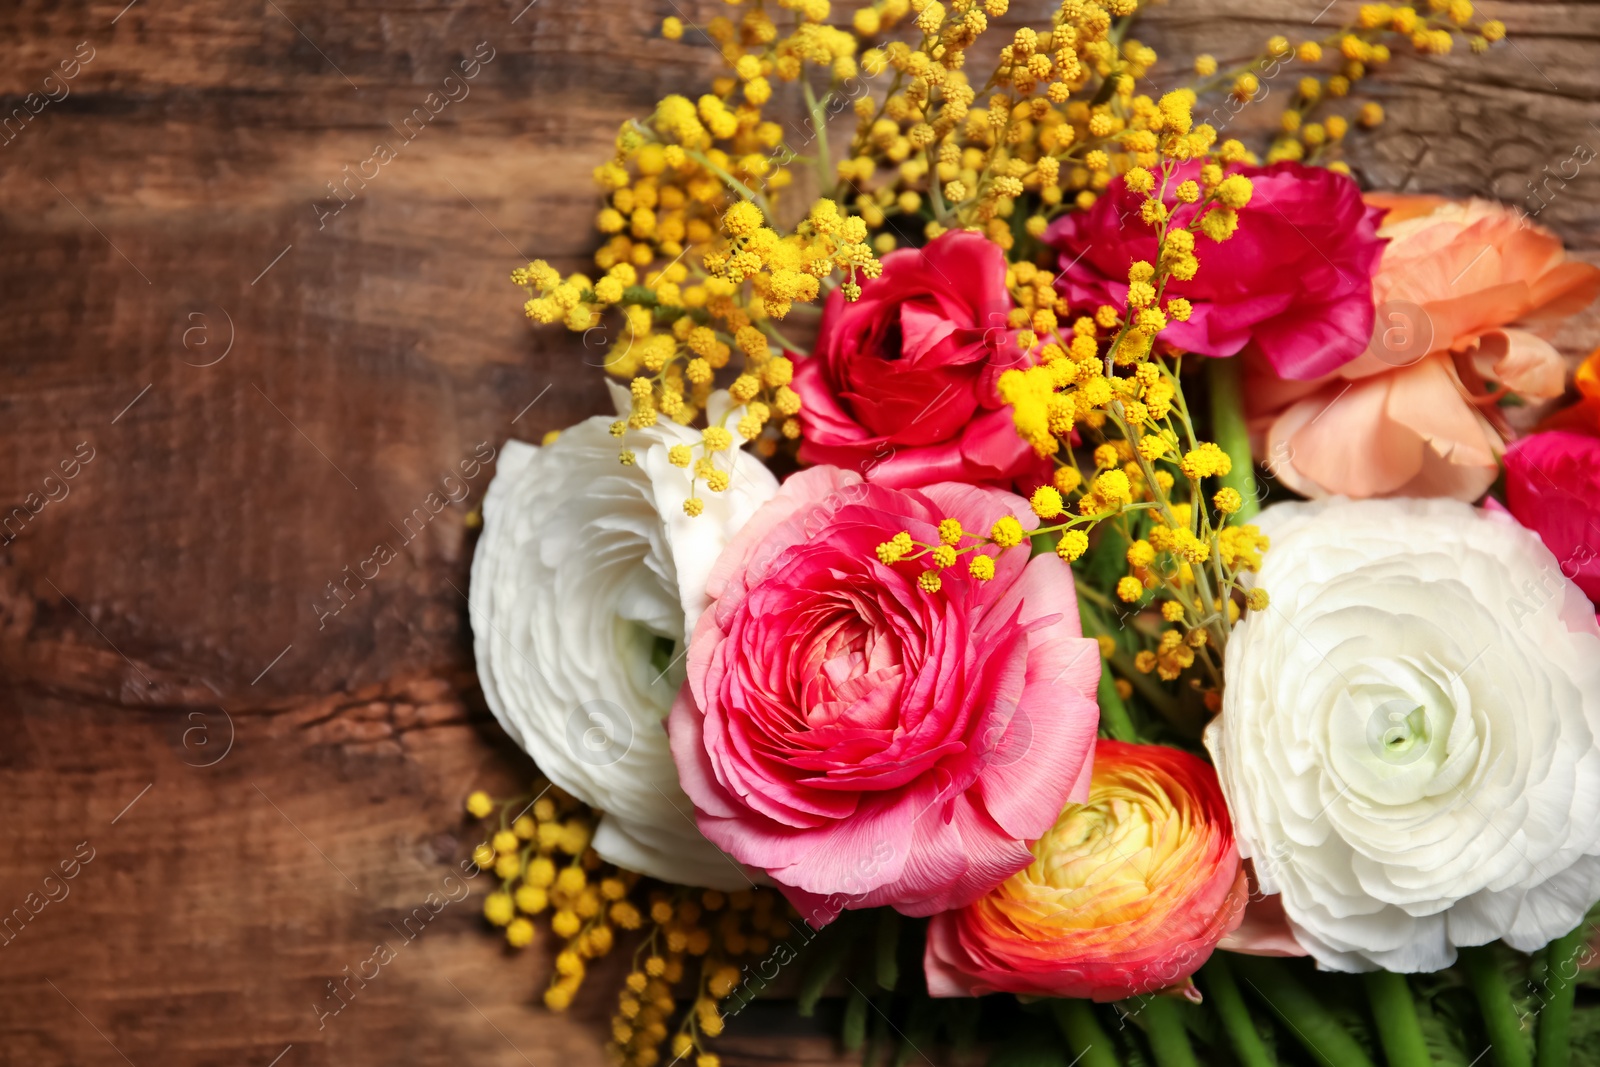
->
668 466 1101 920
1249 197 1600 501
1047 161 1385 381
1504 431 1600 606
794 230 1049 489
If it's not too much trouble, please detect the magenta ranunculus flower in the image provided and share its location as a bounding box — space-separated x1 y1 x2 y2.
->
667 466 1101 920
1505 430 1600 606
1046 161 1386 380
794 230 1050 489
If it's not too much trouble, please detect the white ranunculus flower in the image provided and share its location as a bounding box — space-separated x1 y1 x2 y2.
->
1206 496 1600 972
470 386 778 888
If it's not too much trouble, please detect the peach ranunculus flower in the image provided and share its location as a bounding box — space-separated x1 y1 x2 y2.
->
923 740 1245 1002
1248 196 1600 501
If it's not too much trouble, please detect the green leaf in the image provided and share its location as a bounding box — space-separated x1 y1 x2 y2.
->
1083 523 1132 603
1096 658 1140 742
1229 955 1378 1067
1563 1001 1600 1067
1328 998 1382 1064
1415 995 1473 1067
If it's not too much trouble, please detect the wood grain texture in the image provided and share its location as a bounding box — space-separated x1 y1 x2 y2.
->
0 1 1596 1063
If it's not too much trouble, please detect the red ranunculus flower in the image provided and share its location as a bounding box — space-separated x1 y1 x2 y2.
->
794 230 1050 488
1046 161 1386 381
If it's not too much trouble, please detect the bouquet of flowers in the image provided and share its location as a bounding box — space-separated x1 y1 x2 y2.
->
460 2 1600 1064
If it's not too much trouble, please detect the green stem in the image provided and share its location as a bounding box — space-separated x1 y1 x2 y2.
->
1460 945 1533 1067
803 79 832 195
1139 997 1201 1067
841 983 868 1050
1208 357 1259 522
1073 577 1121 614
925 147 950 223
1201 955 1275 1067
1074 591 1190 729
1537 926 1588 1067
686 149 773 221
1536 927 1587 1067
1363 971 1430 1067
1229 955 1378 1067
874 908 900 991
759 320 805 355
1049 1000 1121 1067
1096 658 1140 742
1107 649 1198 735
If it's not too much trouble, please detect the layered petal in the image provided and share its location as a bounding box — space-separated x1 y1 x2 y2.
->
470 406 778 889
1206 497 1600 971
925 741 1245 1001
669 467 1101 918
1047 160 1385 380
1504 431 1600 605
1248 196 1600 501
795 230 1049 489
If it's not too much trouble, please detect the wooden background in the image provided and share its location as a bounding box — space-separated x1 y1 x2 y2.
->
1 1 1597 1064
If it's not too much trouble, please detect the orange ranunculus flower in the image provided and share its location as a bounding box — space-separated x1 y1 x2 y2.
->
1248 196 1600 501
923 740 1245 1002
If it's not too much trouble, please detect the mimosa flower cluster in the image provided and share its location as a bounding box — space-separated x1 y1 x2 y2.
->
464 3 1600 1066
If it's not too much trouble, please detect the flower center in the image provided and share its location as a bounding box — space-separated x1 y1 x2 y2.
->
877 319 903 362
648 633 678 678
1326 653 1466 807
1373 703 1431 758
1034 780 1178 894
